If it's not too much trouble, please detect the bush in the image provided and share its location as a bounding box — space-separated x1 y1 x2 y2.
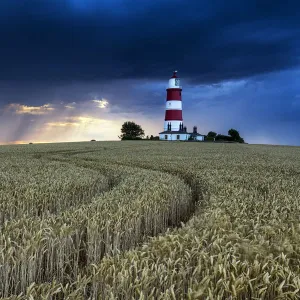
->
205 137 215 142
215 134 234 142
121 136 142 140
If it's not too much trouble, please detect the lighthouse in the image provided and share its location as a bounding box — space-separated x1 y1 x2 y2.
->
164 70 183 131
159 71 205 141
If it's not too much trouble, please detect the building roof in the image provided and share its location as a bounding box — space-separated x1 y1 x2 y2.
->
159 130 205 136
159 130 188 134
189 132 205 137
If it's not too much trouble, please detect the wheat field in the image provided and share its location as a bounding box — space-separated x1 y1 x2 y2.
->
1 141 300 299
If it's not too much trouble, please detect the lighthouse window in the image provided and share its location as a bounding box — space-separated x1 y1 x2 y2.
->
177 135 180 140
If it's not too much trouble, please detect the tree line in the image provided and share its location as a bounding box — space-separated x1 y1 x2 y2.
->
119 121 245 143
206 129 245 143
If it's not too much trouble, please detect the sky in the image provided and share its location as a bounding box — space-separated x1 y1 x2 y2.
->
0 0 299 145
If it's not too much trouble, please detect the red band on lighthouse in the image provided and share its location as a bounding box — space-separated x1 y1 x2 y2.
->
166 89 182 101
165 110 183 121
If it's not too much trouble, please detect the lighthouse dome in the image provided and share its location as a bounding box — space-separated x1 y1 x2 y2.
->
168 71 181 89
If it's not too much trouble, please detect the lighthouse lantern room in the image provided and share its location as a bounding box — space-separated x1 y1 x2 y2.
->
159 71 205 141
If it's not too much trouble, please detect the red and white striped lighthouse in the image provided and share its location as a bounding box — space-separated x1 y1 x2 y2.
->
164 71 183 131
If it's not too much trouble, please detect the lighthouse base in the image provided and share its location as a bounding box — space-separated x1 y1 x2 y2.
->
164 121 182 132
159 132 190 141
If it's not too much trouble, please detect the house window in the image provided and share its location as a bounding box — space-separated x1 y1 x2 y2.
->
165 135 168 140
177 135 180 140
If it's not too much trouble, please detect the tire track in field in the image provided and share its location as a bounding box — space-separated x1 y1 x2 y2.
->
109 160 207 224
45 151 206 229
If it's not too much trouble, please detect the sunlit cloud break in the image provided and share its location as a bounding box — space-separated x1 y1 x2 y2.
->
68 116 110 124
45 116 111 128
64 102 76 109
92 98 109 108
45 122 80 127
7 103 55 115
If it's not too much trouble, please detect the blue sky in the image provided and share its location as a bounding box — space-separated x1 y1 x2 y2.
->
0 0 299 144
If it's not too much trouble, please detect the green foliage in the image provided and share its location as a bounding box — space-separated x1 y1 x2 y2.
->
205 129 245 143
212 129 245 143
207 131 217 138
228 128 245 143
119 121 145 140
215 134 234 142
150 135 159 140
228 128 240 139
205 136 215 142
120 136 142 140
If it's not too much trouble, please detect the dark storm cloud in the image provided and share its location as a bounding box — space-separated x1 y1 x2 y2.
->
0 0 299 84
1 0 300 145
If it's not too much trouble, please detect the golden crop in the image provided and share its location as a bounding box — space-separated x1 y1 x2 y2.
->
1 141 300 299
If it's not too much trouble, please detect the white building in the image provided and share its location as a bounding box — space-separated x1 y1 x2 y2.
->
159 126 205 141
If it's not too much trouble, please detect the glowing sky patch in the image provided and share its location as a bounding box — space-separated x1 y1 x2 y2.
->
92 99 109 108
64 102 76 109
46 122 80 127
6 103 55 115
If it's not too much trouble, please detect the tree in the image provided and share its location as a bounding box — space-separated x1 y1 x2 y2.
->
150 135 154 140
228 128 244 143
207 131 217 138
119 121 145 140
228 129 240 140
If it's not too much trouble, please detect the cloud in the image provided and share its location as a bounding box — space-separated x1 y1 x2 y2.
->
6 103 55 115
0 0 299 84
67 115 109 124
45 122 79 127
64 102 76 109
92 99 109 108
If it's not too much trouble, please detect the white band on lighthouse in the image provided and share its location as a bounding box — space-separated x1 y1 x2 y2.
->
166 101 182 110
168 78 181 89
